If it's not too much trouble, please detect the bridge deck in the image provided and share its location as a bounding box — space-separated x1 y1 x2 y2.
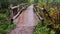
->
10 5 38 34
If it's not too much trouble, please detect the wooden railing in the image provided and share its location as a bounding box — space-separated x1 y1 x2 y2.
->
10 3 30 23
33 4 44 20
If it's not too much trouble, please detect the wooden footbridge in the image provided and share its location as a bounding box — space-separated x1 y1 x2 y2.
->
9 3 43 34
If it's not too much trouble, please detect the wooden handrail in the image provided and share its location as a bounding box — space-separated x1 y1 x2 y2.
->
11 5 19 9
10 3 29 9
12 4 30 20
33 6 43 20
12 8 25 19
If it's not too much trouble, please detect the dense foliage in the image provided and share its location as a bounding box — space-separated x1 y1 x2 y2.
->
33 2 60 34
0 0 16 34
34 21 55 34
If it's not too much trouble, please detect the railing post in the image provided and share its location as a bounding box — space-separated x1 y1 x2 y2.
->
10 4 14 23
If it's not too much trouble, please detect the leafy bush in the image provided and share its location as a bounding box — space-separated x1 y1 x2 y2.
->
0 0 16 34
0 13 16 34
0 11 14 34
34 21 55 34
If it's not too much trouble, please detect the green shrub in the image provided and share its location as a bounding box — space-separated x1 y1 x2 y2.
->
34 21 55 34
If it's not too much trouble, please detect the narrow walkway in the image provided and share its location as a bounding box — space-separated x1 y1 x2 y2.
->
10 5 38 34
